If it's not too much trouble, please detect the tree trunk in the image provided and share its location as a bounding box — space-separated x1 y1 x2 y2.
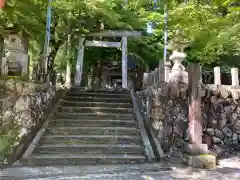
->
49 41 61 67
48 41 62 84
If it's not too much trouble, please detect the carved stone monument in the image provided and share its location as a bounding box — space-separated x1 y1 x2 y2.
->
1 34 29 77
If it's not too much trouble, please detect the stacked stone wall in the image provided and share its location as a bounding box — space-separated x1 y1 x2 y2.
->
138 83 240 157
0 80 61 165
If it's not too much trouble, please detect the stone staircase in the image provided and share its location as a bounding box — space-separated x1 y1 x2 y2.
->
19 88 148 166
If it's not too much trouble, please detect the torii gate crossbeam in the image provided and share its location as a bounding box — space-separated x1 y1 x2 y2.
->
74 30 142 89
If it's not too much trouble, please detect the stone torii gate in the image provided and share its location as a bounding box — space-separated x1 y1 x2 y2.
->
74 30 142 89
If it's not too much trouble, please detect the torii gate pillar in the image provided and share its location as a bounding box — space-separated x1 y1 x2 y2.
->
79 30 142 89
74 35 85 85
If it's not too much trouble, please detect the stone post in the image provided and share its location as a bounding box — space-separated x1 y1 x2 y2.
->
214 66 221 85
231 67 239 86
200 66 202 83
188 63 202 144
159 60 165 82
121 36 128 89
155 68 159 84
146 88 153 117
1 57 8 76
143 72 149 88
87 74 93 90
185 63 216 169
153 69 157 85
150 71 154 86
21 54 29 77
165 61 171 82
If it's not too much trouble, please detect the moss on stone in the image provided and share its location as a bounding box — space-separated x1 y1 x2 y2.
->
0 135 16 164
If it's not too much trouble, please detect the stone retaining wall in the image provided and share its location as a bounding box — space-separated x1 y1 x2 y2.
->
0 80 61 165
137 83 240 157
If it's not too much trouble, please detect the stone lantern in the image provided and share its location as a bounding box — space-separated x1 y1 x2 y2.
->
167 49 188 84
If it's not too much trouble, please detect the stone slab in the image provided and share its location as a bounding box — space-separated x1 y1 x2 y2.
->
2 161 240 180
183 154 216 169
185 143 208 156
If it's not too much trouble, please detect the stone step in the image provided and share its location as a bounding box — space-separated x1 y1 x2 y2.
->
4 163 172 180
63 96 131 103
21 154 146 166
59 100 132 108
46 127 139 135
54 112 133 119
69 86 85 90
69 89 130 94
48 119 136 127
66 92 130 98
33 144 145 155
57 106 132 113
40 135 141 145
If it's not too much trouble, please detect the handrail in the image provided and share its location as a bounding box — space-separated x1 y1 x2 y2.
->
136 90 165 159
130 87 155 160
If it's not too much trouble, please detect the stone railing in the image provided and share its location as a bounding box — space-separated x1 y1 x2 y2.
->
137 50 240 168
0 80 63 166
143 52 240 88
130 88 155 160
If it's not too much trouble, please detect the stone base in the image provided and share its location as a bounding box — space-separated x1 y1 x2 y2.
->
185 144 208 156
183 154 216 169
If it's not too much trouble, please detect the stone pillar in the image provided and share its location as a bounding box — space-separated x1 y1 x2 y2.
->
1 57 8 76
168 50 188 84
164 61 171 82
153 69 157 85
21 54 29 77
185 63 216 169
155 68 159 84
74 35 85 85
159 60 165 82
87 74 93 90
231 67 239 86
214 67 221 85
143 72 149 88
121 36 128 89
150 71 154 86
188 63 202 144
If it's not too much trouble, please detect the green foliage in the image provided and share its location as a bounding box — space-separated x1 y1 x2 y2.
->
0 0 239 69
0 134 18 164
163 0 240 64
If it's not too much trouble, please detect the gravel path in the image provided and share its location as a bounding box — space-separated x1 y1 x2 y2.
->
1 156 240 180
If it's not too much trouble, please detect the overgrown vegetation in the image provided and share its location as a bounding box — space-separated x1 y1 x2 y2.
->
0 0 239 72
